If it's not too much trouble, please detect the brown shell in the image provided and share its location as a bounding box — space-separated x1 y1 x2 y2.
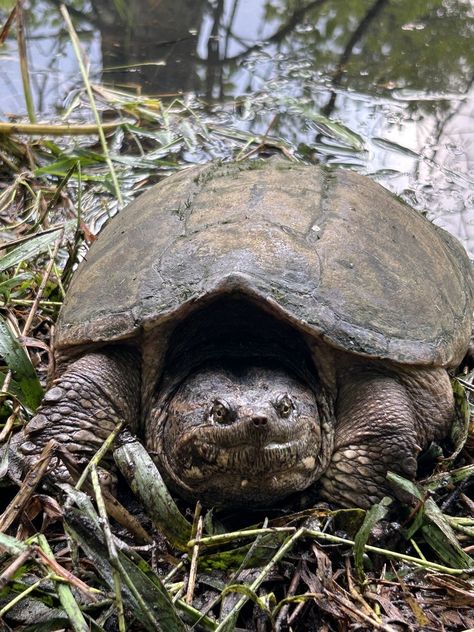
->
57 160 473 367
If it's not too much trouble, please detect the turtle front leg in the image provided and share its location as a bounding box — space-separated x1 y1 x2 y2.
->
319 368 454 508
20 348 140 467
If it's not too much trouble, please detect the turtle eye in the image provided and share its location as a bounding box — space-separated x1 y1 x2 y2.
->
209 400 233 424
275 394 294 419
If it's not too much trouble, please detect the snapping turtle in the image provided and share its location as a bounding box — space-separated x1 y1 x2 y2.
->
21 160 473 508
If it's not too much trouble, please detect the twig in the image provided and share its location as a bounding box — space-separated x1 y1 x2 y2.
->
237 113 280 161
59 424 152 543
215 527 305 631
0 120 129 136
190 526 470 575
344 556 379 620
274 563 302 631
16 0 36 123
0 439 57 532
456 377 474 392
0 404 19 442
0 549 31 589
21 231 63 336
60 5 123 206
1 299 63 307
90 465 161 630
187 526 295 548
74 420 125 491
329 590 398 632
186 512 203 605
34 540 98 600
36 534 91 632
90 465 126 632
0 5 17 46
305 528 470 575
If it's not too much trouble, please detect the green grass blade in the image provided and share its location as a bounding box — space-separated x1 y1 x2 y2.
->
60 5 123 206
0 228 63 273
0 530 29 555
36 535 90 632
421 499 474 570
353 497 392 580
65 508 186 632
114 431 192 550
0 314 43 411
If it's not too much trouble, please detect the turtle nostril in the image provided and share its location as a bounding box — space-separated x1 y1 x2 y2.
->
252 416 268 427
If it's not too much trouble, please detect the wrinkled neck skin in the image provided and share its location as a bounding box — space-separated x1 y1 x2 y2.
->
146 361 334 508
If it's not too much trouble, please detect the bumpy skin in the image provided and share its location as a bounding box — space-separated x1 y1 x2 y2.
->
150 361 455 508
21 349 140 469
146 363 334 507
21 352 455 508
319 364 454 507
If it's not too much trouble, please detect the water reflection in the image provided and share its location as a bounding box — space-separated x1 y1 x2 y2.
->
1 0 473 252
94 0 207 94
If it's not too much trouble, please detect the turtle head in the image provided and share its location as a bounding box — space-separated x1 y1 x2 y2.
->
149 362 334 507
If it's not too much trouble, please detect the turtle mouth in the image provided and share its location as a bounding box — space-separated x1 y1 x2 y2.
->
149 358 335 507
188 438 302 474
164 434 324 507
152 403 334 507
167 418 321 484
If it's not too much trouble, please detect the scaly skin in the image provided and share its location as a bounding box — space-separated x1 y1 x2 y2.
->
147 363 334 507
20 350 454 509
20 348 140 470
319 365 454 507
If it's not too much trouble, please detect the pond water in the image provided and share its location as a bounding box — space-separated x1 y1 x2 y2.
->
1 0 474 255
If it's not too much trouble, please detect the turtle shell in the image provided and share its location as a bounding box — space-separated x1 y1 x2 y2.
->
57 160 473 367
